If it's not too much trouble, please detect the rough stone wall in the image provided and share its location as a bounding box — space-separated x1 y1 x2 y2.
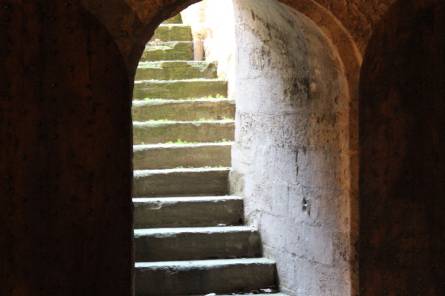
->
359 0 445 294
2 0 445 295
230 1 352 295
81 0 400 69
0 1 133 295
280 0 394 52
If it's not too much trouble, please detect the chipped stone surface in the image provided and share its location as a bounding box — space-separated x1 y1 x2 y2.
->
133 167 230 196
133 196 244 228
135 258 277 295
132 98 235 121
133 142 232 169
229 1 353 295
132 120 234 144
141 41 194 61
135 61 218 80
133 78 228 99
134 226 261 261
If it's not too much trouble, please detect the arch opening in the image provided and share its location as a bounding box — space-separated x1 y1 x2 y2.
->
130 1 358 295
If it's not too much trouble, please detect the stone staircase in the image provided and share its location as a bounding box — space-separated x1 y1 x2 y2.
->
132 13 285 296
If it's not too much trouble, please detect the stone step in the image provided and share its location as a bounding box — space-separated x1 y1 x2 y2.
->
217 289 288 296
134 226 261 261
135 258 277 296
132 120 234 145
132 98 235 121
141 41 193 61
152 24 192 42
135 61 217 80
133 143 231 170
133 196 244 228
163 14 182 24
133 79 228 100
133 168 230 197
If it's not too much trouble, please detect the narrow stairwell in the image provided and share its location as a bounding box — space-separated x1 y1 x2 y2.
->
133 13 286 296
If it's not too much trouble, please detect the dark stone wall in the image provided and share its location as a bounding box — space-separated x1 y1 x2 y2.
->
359 0 445 294
0 2 133 295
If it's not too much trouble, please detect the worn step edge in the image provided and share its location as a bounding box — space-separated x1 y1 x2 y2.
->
134 142 232 151
133 79 228 100
137 60 217 68
134 167 231 177
142 41 193 62
134 226 260 261
132 195 241 203
132 120 235 144
134 225 257 235
133 119 234 125
135 257 275 269
134 78 227 84
133 79 228 92
146 40 192 47
132 98 232 105
133 98 230 103
133 167 230 197
135 258 277 295
133 196 243 228
153 24 191 40
144 41 193 52
216 293 288 296
158 24 192 28
133 142 232 169
132 99 235 122
135 61 218 80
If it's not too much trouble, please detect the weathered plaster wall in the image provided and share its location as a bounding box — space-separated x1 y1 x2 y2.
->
230 1 353 295
360 0 445 294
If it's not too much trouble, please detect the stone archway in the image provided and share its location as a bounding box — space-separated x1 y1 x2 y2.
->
125 0 361 295
8 0 435 295
85 0 361 294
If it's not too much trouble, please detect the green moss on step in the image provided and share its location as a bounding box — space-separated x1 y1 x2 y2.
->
132 98 235 121
136 61 218 80
140 42 193 61
133 121 235 144
152 25 192 42
133 80 228 99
